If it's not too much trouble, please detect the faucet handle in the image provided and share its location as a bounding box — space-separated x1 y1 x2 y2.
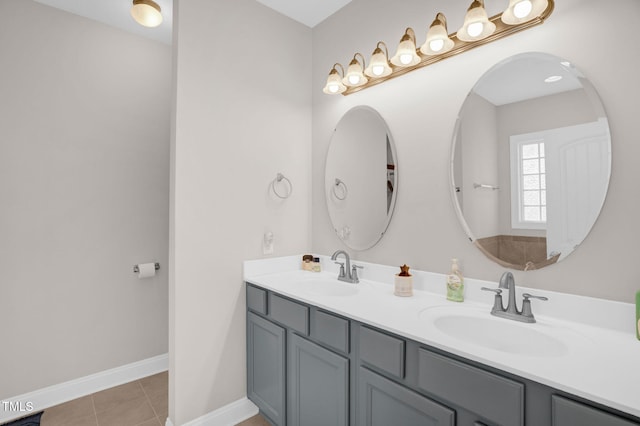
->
351 264 363 283
521 293 548 321
334 261 346 278
482 287 505 314
522 293 548 301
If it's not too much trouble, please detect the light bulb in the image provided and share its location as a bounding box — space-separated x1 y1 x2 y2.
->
400 54 413 65
348 75 361 85
329 84 340 93
514 0 533 18
467 22 483 37
372 65 385 76
429 39 445 52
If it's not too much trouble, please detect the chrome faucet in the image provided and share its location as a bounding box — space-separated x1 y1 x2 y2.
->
481 272 548 323
330 250 361 283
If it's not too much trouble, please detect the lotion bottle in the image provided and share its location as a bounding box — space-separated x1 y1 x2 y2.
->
446 259 464 302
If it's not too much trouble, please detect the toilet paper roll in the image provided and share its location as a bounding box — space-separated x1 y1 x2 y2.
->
137 263 156 279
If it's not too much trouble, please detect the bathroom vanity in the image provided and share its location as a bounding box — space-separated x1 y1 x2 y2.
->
244 256 640 426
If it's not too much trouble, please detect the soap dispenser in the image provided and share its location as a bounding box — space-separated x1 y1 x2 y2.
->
446 259 464 302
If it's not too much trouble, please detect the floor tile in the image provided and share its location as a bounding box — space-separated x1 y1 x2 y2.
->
236 414 272 426
41 413 97 426
40 395 95 426
94 395 155 426
135 417 162 426
139 371 168 417
92 381 146 414
139 371 167 399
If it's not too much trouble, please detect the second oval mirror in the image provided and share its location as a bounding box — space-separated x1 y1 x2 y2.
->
326 106 397 251
452 52 611 270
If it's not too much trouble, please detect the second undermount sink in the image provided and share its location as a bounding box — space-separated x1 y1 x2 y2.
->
419 306 574 357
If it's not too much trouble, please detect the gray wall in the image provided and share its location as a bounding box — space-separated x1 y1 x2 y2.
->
0 0 171 398
311 0 640 302
171 0 311 424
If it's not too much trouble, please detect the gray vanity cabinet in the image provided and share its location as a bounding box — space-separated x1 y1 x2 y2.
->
358 366 454 426
288 333 349 426
247 312 286 426
247 283 640 426
551 395 639 426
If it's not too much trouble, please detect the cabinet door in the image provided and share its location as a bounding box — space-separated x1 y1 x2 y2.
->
247 312 286 426
358 367 455 426
552 395 640 426
288 333 349 426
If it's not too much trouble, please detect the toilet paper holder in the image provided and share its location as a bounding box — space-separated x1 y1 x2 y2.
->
133 263 160 273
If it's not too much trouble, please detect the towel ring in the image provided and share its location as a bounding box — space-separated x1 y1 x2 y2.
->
272 173 293 199
333 178 348 200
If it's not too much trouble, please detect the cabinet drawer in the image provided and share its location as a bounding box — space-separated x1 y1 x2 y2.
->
314 310 350 354
359 326 405 379
418 348 524 426
552 395 639 426
270 294 309 335
246 284 267 315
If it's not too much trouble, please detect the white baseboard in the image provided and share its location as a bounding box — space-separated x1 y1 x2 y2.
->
0 353 168 424
169 397 258 426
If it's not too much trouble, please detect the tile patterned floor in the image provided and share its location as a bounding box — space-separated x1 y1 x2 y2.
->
40 372 168 426
38 371 268 426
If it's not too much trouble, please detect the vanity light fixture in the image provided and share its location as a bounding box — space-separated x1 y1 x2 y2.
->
364 42 393 78
323 0 554 95
131 0 163 28
323 63 347 94
343 53 368 87
502 0 549 25
421 13 455 56
390 28 421 67
457 0 496 42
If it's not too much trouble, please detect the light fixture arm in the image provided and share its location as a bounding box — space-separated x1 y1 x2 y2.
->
352 53 366 69
376 41 390 58
432 12 447 29
403 27 417 45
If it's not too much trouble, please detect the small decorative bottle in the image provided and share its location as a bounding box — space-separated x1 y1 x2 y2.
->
446 259 464 302
394 264 413 297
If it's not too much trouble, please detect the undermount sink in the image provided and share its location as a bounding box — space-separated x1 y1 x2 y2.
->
419 306 572 357
297 279 359 297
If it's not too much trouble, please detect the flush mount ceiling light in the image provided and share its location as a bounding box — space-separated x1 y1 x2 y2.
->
544 75 563 83
131 0 163 28
324 0 554 95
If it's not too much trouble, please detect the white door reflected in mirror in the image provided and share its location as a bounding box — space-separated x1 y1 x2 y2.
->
451 52 611 270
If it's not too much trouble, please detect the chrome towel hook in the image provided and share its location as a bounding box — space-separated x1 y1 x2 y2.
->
272 173 293 199
333 178 348 200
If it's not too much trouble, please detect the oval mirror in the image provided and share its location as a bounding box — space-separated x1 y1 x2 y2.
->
325 106 398 250
451 52 611 270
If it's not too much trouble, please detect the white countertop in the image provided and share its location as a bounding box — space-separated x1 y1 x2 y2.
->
244 255 640 419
